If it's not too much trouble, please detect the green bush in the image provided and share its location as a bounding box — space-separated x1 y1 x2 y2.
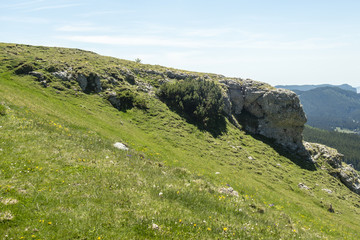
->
14 63 34 74
0 104 6 116
157 78 224 129
108 88 148 111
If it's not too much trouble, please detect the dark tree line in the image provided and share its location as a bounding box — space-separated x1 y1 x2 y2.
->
303 125 360 170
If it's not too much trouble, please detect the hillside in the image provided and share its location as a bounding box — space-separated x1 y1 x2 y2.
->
293 87 360 132
303 125 360 170
1 43 360 239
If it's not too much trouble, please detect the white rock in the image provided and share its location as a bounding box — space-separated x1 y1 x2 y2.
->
298 183 310 190
215 172 220 175
113 142 129 150
152 223 159 230
322 188 333 194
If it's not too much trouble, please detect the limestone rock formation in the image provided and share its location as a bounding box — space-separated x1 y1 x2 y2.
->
305 142 360 194
76 73 102 93
220 79 307 152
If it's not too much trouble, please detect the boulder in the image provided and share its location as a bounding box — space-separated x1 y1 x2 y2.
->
29 71 44 81
52 71 72 81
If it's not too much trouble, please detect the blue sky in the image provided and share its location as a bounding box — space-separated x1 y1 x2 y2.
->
1 0 360 87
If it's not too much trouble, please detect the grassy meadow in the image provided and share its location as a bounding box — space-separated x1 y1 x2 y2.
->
1 43 360 239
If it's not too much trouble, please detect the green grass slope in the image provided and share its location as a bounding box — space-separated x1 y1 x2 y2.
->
1 43 360 239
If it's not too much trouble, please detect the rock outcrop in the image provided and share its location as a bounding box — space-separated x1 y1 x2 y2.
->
220 79 307 152
305 142 360 194
77 73 102 93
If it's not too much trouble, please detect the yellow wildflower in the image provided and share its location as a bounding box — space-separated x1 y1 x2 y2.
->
223 227 228 231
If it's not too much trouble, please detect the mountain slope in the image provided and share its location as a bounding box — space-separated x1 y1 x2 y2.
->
293 87 360 132
303 125 360 170
276 84 357 93
1 43 360 239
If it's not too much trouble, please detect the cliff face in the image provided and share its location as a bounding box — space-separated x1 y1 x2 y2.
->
220 79 307 152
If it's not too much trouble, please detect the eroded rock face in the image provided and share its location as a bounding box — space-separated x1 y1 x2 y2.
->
220 79 306 151
76 73 102 93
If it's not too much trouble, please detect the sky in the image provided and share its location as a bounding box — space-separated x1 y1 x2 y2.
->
1 0 360 87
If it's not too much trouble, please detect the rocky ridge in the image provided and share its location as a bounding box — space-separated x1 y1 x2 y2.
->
305 142 360 194
15 62 307 152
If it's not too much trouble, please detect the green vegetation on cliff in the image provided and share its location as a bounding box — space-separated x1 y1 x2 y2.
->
1 43 360 239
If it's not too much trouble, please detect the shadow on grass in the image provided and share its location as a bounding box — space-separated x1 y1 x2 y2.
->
234 110 316 171
249 133 317 171
165 104 228 138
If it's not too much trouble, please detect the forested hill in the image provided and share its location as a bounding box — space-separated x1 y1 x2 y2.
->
303 125 360 170
276 84 357 93
293 87 360 132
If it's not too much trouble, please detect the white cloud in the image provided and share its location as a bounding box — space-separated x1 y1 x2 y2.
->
3 0 47 9
56 25 114 33
58 35 207 48
77 10 134 18
24 3 81 12
177 28 233 37
0 16 48 24
58 34 345 50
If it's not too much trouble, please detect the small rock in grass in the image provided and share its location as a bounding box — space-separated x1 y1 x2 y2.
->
322 188 333 194
0 211 14 221
1 198 18 205
158 192 163 197
113 142 129 150
298 183 310 190
219 187 239 197
152 223 160 230
248 156 254 160
215 172 220 175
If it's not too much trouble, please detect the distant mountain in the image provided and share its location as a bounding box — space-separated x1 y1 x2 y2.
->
292 87 360 132
357 87 360 93
276 84 357 93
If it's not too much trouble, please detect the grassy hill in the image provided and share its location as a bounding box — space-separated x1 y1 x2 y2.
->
1 43 360 239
